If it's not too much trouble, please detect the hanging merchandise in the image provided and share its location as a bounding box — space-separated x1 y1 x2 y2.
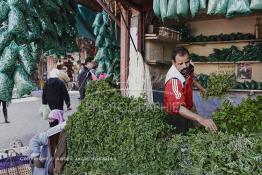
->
177 0 189 17
250 0 262 10
199 0 206 9
0 73 14 101
0 0 10 23
18 44 37 75
160 0 168 20
0 41 18 76
92 11 120 84
8 7 29 43
13 64 36 98
207 0 219 15
226 0 251 18
7 0 27 12
190 0 200 18
166 0 178 19
215 0 228 15
153 0 161 18
0 26 13 55
126 52 153 104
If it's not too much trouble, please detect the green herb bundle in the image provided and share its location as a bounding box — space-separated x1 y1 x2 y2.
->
203 73 236 99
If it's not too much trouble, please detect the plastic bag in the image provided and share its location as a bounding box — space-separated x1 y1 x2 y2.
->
159 0 168 20
0 26 13 55
207 0 218 14
190 0 200 17
8 7 28 40
7 0 27 12
0 0 10 23
199 0 206 9
39 104 51 120
177 0 189 17
13 64 36 98
226 0 251 18
215 0 228 15
166 0 178 19
0 41 18 76
18 44 37 75
250 0 262 10
0 73 14 101
153 0 161 17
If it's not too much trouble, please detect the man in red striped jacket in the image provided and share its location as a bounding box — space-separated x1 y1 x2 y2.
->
164 47 217 134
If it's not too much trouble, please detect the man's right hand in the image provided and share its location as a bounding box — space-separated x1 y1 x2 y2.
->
198 118 218 132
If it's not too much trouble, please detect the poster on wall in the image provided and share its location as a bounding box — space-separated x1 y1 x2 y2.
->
237 63 252 81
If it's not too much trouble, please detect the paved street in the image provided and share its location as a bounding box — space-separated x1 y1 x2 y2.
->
0 92 80 149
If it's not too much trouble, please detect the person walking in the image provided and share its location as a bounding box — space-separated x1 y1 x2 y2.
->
42 69 71 111
0 100 9 123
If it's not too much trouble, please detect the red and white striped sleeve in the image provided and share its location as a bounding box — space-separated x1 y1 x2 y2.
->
164 79 186 115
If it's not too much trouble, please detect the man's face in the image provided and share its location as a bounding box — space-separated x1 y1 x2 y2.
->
173 53 190 72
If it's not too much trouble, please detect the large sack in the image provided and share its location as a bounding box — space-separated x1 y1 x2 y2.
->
0 41 18 76
226 0 251 18
0 26 13 55
177 0 189 17
13 64 36 98
0 73 14 101
250 0 262 10
18 44 37 75
0 0 10 23
190 0 200 17
166 0 178 19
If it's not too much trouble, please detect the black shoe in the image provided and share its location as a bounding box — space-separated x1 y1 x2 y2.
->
5 120 10 123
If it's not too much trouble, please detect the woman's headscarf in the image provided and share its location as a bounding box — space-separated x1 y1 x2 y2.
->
48 110 65 124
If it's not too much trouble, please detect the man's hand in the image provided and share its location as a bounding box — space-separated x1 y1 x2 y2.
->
198 118 218 132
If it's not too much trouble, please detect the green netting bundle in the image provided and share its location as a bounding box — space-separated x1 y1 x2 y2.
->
43 33 60 53
207 0 219 14
99 24 107 37
104 37 111 48
18 44 37 75
93 27 100 36
8 7 28 41
13 64 36 98
92 13 103 28
166 0 178 19
250 0 262 10
7 0 27 12
107 48 113 60
53 21 64 37
26 16 41 41
190 0 200 17
25 0 39 8
0 73 14 102
215 0 228 15
41 0 60 14
102 13 109 26
226 0 251 18
153 0 161 17
54 0 63 7
0 41 18 76
0 0 10 23
199 0 206 9
160 0 168 20
30 42 42 61
37 8 56 36
95 35 103 48
177 0 189 17
0 26 13 55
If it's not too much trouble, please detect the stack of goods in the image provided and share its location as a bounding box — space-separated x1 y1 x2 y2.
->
93 12 120 84
0 0 78 99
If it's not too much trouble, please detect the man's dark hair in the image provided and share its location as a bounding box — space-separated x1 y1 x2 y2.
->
85 56 93 64
172 47 189 61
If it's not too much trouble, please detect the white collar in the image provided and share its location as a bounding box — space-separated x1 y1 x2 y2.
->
165 65 185 85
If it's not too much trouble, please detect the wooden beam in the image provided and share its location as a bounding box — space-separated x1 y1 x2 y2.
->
120 6 130 95
95 0 121 27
